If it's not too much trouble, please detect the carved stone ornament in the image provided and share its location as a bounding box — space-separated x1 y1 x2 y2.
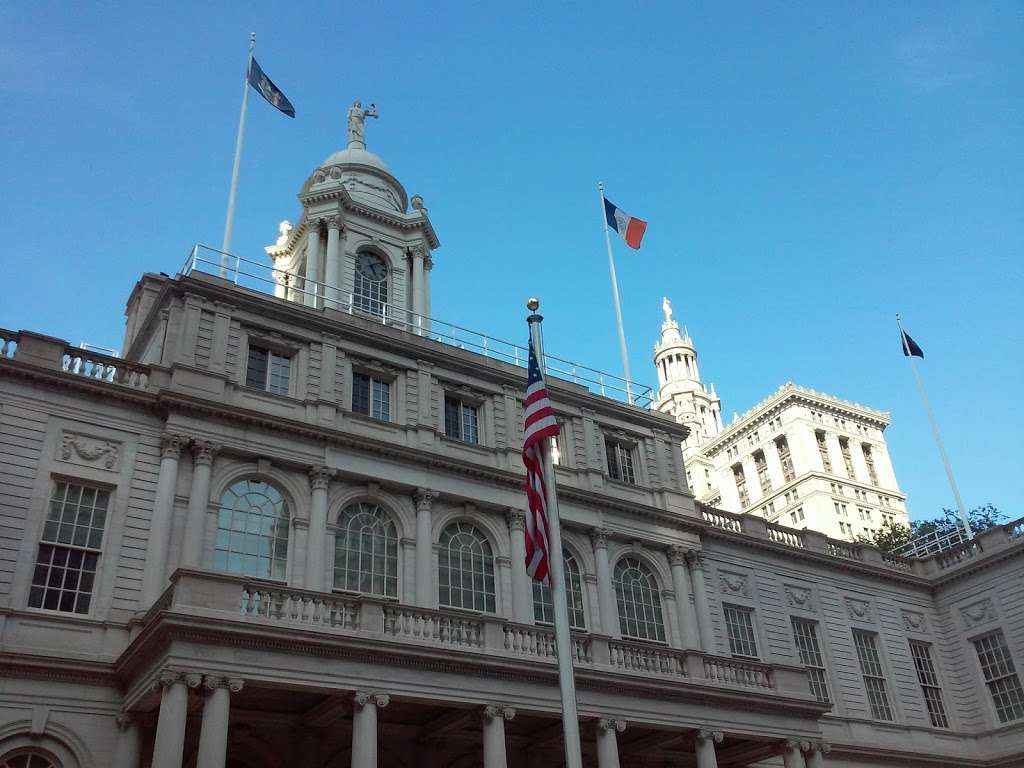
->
325 214 343 231
308 466 335 492
696 730 723 743
59 431 121 471
901 609 928 633
353 691 390 708
718 570 750 597
667 544 688 567
192 440 221 467
589 528 611 549
785 584 814 610
598 718 627 733
203 675 245 693
685 549 706 571
160 433 187 459
115 710 133 730
507 509 527 532
845 597 874 623
960 598 996 628
414 488 438 512
482 705 516 722
803 741 831 755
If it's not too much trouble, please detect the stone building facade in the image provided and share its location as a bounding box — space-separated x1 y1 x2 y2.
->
0 127 1022 768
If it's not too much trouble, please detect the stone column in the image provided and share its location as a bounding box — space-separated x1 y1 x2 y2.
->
803 742 829 768
506 510 532 623
351 692 390 768
686 550 713 652
112 712 141 768
596 718 626 768
196 677 244 768
305 221 322 308
413 489 437 608
423 255 432 328
591 529 620 637
305 466 335 592
695 730 722 768
323 215 343 310
410 246 426 333
668 546 701 649
141 434 186 607
182 440 219 569
481 705 515 768
782 739 807 768
151 671 201 768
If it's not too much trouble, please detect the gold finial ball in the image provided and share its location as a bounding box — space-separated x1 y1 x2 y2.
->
526 298 540 311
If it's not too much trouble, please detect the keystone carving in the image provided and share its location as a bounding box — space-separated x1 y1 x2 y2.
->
59 431 121 470
960 598 996 628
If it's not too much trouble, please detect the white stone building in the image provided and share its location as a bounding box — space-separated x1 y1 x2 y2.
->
653 302 910 542
0 117 1022 768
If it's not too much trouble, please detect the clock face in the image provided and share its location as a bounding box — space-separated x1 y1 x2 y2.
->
356 252 388 281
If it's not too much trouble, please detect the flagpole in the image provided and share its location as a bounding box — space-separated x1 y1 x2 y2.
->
220 32 256 276
897 314 972 541
526 298 583 768
597 181 635 405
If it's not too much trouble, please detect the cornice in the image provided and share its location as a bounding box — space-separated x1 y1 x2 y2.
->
0 358 162 412
0 652 118 689
297 185 440 250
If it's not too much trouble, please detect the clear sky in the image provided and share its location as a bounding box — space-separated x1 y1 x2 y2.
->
1 1 1021 522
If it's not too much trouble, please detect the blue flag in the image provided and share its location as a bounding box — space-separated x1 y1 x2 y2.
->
900 328 924 358
247 58 295 118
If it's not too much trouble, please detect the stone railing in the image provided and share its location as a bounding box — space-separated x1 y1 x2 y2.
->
0 328 17 358
827 541 862 560
766 524 805 549
1005 516 1024 540
503 623 592 663
241 583 359 631
702 656 773 689
701 507 743 533
934 540 982 570
608 640 687 677
383 605 484 648
62 346 150 389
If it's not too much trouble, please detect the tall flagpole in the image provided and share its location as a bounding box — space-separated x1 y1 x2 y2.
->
220 32 256 276
896 314 972 541
597 181 635 405
526 299 583 768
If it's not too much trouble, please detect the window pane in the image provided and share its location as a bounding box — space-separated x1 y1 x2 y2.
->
724 605 758 658
438 522 494 612
853 630 894 720
214 480 290 580
352 373 370 415
613 557 664 642
246 346 268 389
334 502 398 598
444 398 461 439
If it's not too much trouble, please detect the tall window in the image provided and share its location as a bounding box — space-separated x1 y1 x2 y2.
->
246 345 291 395
334 502 398 597
733 464 749 506
533 550 585 629
0 751 59 768
28 480 109 614
214 480 290 580
776 436 795 482
444 396 479 444
438 522 495 612
724 605 759 658
353 251 389 317
853 630 894 720
816 430 832 472
973 631 1024 723
753 450 771 493
352 373 391 421
862 444 879 485
605 440 636 484
909 641 950 728
792 618 830 703
613 557 665 642
839 437 855 479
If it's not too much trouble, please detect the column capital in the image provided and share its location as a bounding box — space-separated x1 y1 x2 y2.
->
597 718 626 733
203 675 244 693
325 214 343 231
482 705 516 722
410 244 427 260
506 508 527 532
191 440 222 467
115 710 134 731
802 741 830 755
306 217 325 234
667 544 688 566
590 527 612 549
308 465 335 492
160 433 188 459
685 549 706 571
696 730 723 744
784 738 810 751
414 488 438 511
354 691 390 709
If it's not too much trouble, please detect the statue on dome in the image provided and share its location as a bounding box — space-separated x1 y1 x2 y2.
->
347 99 379 148
662 296 674 324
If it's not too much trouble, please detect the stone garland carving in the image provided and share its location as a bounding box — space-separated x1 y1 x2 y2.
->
960 598 996 628
901 609 929 633
718 570 751 598
785 584 814 610
59 431 121 470
845 597 874 623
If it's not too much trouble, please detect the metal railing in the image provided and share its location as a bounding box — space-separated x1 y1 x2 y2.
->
181 244 654 408
892 527 970 558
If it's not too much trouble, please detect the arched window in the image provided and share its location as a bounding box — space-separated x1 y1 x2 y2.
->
438 522 495 612
353 250 389 317
334 502 398 597
532 550 585 629
0 751 60 768
214 479 290 580
614 557 665 642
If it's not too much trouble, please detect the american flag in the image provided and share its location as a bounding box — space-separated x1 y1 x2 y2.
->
522 338 560 585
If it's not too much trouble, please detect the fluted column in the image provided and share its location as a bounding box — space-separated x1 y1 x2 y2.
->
182 440 220 568
112 712 141 768
196 676 244 768
591 529 620 637
596 718 626 768
151 670 201 768
782 739 807 768
481 705 515 768
803 742 829 768
306 466 335 592
506 510 532 623
414 489 437 607
695 730 722 768
324 215 343 310
141 434 186 607
352 692 390 768
686 550 713 651
410 246 426 334
668 545 701 649
305 221 322 308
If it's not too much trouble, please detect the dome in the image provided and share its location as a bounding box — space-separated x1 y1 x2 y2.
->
320 146 391 173
307 145 408 214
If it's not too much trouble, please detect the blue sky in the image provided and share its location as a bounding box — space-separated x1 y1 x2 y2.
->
1 1 1021 521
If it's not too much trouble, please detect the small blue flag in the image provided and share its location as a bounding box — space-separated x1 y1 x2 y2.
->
247 58 295 118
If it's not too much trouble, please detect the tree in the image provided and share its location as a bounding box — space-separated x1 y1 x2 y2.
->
858 504 1003 554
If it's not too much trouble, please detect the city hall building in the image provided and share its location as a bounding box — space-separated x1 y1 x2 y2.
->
0 117 1022 768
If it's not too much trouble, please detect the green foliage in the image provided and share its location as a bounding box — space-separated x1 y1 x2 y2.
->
858 504 1003 553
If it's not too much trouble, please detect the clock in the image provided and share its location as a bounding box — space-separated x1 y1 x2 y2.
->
356 252 388 282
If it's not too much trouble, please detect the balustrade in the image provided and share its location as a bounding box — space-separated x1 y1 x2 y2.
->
702 656 773 689
701 508 743 533
383 605 484 648
766 524 805 548
240 584 359 630
608 640 687 676
0 328 17 358
61 346 150 389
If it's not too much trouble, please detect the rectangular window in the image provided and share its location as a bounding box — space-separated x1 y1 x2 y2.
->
732 463 749 506
816 430 832 472
792 618 830 704
974 631 1024 723
246 345 291 395
352 372 391 421
862 443 879 485
792 507 804 524
853 630 894 720
605 440 636 484
910 641 950 728
839 437 855 479
754 450 771 493
776 436 795 482
28 481 109 615
444 396 479 443
724 604 759 658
